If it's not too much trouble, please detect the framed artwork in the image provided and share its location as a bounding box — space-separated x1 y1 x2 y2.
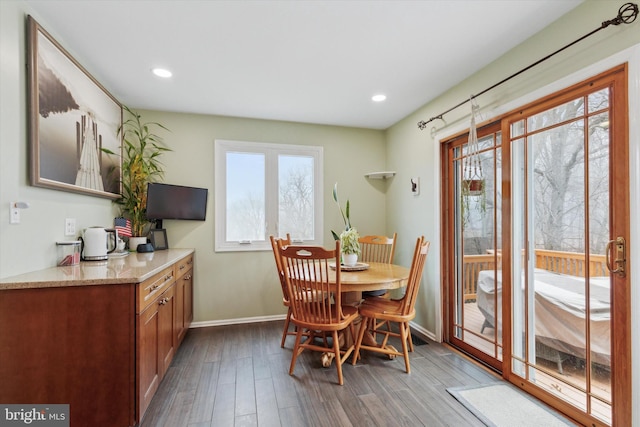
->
27 15 123 199
149 229 169 250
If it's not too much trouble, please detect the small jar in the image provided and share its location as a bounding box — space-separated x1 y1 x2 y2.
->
56 241 81 266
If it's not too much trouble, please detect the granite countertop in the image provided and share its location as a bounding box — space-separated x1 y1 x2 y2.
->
0 248 194 290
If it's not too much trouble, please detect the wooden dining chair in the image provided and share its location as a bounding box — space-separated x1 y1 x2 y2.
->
359 233 397 298
269 234 295 348
352 236 430 374
358 233 397 264
279 241 359 385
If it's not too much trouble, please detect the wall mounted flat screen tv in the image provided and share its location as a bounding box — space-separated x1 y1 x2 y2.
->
145 183 208 221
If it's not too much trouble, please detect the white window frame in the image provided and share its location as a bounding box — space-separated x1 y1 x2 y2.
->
214 139 323 252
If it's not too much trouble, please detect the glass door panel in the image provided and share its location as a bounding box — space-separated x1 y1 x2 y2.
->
449 126 503 368
510 90 612 424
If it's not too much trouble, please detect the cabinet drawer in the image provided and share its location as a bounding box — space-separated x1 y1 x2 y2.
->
138 266 174 313
175 254 194 280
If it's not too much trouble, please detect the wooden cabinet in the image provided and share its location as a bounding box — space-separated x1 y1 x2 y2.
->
158 285 176 375
138 293 161 417
0 284 136 427
137 283 176 419
174 254 194 345
136 253 193 424
0 249 194 427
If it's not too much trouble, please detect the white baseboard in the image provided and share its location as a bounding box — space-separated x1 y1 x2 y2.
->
409 322 438 343
190 314 285 328
190 315 439 344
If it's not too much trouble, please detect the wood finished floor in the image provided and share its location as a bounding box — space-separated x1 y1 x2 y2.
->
140 321 500 427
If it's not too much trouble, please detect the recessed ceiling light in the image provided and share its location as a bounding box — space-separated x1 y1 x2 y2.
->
152 68 172 78
372 94 387 102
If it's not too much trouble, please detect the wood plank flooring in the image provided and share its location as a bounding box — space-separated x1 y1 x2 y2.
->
140 321 500 427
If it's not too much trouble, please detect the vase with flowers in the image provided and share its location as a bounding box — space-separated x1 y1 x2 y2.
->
331 183 361 265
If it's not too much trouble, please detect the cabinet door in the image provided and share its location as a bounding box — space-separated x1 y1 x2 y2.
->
137 302 160 419
158 285 175 377
184 271 193 328
175 275 184 345
175 270 193 344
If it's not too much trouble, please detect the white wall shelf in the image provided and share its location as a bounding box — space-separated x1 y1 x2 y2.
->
364 171 396 180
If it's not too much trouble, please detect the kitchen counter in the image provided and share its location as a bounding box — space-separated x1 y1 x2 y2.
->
0 248 195 426
0 248 194 290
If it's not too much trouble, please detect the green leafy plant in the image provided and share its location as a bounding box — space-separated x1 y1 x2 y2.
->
339 227 361 255
331 182 352 240
331 182 361 255
104 106 171 236
461 178 486 229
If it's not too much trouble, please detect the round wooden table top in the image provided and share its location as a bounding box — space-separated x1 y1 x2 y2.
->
329 262 410 292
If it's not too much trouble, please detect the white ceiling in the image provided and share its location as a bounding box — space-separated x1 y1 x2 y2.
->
25 0 583 130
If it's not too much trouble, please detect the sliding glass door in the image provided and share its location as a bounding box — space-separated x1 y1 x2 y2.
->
443 65 630 426
444 121 503 372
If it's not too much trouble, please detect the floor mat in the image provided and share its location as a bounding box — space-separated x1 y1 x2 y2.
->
447 382 574 427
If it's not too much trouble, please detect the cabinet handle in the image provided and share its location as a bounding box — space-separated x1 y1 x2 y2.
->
180 265 185 270
165 275 173 281
184 274 192 280
150 284 160 291
159 297 168 306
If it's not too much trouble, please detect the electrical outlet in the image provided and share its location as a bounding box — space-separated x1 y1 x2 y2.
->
65 218 76 236
10 202 20 224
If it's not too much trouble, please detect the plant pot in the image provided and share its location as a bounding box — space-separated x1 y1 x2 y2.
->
343 253 358 266
463 179 485 196
128 236 148 252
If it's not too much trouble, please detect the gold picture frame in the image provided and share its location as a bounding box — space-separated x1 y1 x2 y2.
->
27 15 123 199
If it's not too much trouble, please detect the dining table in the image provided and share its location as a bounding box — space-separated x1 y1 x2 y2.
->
329 261 411 294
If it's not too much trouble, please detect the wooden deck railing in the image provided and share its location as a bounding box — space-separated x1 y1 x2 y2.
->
534 249 608 277
463 250 608 301
462 254 497 300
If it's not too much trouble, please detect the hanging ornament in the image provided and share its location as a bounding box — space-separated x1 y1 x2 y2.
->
463 97 483 193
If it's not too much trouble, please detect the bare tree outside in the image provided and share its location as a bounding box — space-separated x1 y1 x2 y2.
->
226 153 314 242
279 157 314 240
228 191 265 241
460 90 610 256
530 90 610 254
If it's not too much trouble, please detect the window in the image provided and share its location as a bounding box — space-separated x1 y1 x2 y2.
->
214 139 323 251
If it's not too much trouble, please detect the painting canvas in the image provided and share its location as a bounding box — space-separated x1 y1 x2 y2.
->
27 15 122 199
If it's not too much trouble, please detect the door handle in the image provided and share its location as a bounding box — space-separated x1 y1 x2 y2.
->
605 237 626 277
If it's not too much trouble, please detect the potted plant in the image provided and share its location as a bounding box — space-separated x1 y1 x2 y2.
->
340 227 361 266
107 106 171 250
461 177 487 229
331 183 361 265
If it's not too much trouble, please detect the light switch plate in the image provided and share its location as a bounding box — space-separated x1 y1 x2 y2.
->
411 177 420 196
10 202 20 224
65 218 76 236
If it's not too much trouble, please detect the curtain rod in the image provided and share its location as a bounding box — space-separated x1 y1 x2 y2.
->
417 2 639 130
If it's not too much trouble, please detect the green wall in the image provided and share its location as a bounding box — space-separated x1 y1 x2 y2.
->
136 110 386 322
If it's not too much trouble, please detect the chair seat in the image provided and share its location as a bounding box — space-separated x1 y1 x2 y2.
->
291 304 358 331
359 298 416 322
